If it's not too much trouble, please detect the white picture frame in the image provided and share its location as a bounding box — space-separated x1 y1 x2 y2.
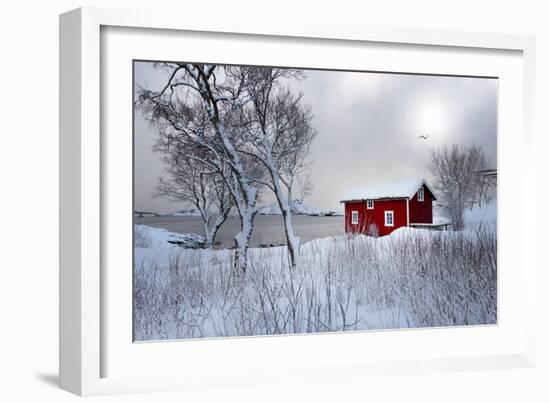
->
59 6 537 396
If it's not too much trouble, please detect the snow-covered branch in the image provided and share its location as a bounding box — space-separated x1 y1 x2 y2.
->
135 63 316 271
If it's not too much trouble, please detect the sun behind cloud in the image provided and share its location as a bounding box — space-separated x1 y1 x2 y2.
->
408 94 457 143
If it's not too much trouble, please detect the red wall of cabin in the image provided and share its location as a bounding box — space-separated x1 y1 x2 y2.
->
408 184 433 224
345 199 409 236
344 201 368 233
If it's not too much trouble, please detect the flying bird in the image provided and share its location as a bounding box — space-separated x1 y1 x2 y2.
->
418 134 430 140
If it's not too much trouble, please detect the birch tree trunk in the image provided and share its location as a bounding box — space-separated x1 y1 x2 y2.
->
232 186 258 272
266 158 299 269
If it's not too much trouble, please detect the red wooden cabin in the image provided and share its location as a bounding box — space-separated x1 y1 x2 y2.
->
340 178 437 236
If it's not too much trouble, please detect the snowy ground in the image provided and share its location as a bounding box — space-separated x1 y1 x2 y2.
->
134 224 497 341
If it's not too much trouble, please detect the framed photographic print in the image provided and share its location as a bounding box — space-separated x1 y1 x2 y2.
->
60 7 537 396
132 61 497 341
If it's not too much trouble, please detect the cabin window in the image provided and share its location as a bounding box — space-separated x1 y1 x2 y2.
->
418 187 424 202
384 211 394 227
367 200 374 209
351 211 359 225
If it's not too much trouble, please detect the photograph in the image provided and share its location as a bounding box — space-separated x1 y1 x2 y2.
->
133 61 497 341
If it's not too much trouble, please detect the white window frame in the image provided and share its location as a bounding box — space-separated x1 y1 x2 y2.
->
351 210 359 225
384 210 394 227
366 200 374 209
417 187 425 202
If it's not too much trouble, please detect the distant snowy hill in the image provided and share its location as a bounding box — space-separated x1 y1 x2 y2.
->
163 200 345 217
257 199 335 216
165 208 202 217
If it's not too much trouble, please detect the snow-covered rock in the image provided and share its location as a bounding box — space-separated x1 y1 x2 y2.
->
166 233 206 248
135 224 205 249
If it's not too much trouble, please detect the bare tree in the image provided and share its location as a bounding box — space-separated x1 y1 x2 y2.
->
136 64 262 272
155 149 233 248
429 144 489 230
297 172 314 202
475 170 497 206
239 74 317 269
136 63 315 272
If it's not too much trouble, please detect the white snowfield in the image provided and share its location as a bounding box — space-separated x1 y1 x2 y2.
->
134 223 497 341
341 177 437 202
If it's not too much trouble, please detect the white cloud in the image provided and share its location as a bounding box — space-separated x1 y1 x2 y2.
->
134 63 497 212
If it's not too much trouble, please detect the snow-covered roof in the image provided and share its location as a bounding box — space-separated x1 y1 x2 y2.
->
340 178 437 202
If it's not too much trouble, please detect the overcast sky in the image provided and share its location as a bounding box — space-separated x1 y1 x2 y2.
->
134 62 497 212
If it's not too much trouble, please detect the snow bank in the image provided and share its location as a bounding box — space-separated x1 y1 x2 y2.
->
134 225 212 269
464 199 497 229
134 223 497 341
135 225 205 248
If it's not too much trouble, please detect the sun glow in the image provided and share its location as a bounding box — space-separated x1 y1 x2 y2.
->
416 99 449 135
407 94 456 143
